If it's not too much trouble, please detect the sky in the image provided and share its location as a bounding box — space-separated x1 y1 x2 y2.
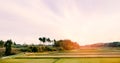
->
0 0 120 45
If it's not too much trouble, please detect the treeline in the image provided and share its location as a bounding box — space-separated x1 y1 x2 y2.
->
0 40 18 57
21 37 80 52
0 37 80 56
87 41 120 47
105 42 120 47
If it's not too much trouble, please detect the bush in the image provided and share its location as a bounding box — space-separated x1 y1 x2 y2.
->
20 48 29 52
32 47 38 52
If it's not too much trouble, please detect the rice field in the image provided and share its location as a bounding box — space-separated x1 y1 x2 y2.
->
1 48 120 63
0 58 120 63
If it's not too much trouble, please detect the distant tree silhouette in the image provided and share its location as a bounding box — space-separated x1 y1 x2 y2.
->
108 42 120 47
4 40 13 56
53 39 57 47
46 38 51 42
39 37 53 45
13 42 16 45
39 37 46 44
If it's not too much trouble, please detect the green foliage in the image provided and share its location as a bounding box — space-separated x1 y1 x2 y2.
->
45 46 57 51
4 40 13 56
20 48 29 52
107 42 120 47
32 46 38 52
38 37 80 51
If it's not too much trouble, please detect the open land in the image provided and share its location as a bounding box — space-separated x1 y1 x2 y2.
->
1 47 120 63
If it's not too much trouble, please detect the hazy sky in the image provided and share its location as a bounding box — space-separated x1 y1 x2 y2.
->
0 0 120 45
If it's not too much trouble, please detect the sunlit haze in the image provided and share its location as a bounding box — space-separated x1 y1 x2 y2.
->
0 0 120 45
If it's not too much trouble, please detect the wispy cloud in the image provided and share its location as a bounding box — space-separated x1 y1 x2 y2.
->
0 0 120 45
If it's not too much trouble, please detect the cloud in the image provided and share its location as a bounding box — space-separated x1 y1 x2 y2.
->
0 0 120 45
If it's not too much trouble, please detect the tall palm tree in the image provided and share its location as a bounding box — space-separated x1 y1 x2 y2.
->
46 38 51 42
39 37 46 45
39 37 56 45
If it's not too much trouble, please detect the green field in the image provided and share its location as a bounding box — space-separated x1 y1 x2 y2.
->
0 59 55 63
1 58 120 63
1 48 120 63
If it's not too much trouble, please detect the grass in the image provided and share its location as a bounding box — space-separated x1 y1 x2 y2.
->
1 47 120 63
56 58 120 63
0 59 56 63
0 58 120 63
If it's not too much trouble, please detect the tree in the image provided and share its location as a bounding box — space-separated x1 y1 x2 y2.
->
108 42 120 47
42 37 46 43
46 38 51 42
29 46 38 52
54 40 62 47
13 42 16 45
55 39 80 50
0 40 4 48
39 37 46 44
39 37 53 45
4 40 13 56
